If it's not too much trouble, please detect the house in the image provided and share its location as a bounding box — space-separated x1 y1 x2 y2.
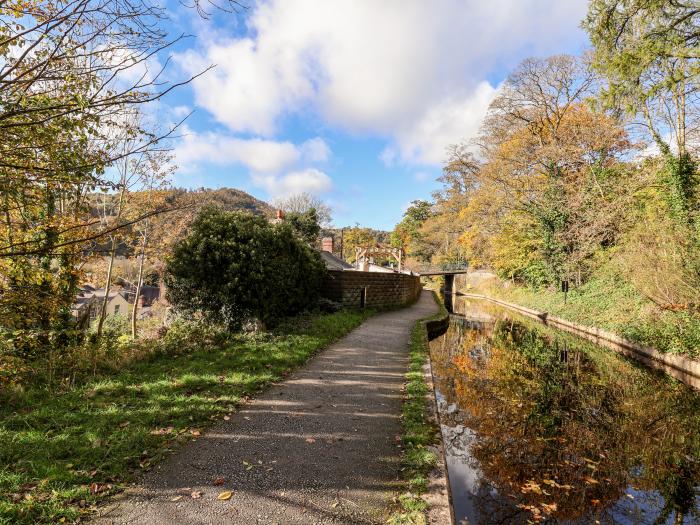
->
90 289 131 318
116 277 161 308
71 281 161 325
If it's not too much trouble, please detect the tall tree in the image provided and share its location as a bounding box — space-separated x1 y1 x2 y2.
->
585 0 700 225
273 193 333 227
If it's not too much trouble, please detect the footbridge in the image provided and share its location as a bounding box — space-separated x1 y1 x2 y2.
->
414 263 469 276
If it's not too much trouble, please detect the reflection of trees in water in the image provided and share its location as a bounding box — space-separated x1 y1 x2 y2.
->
430 310 700 524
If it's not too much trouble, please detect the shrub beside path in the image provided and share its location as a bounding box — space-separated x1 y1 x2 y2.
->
95 291 439 524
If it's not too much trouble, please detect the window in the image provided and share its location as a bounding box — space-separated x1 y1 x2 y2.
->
114 304 120 315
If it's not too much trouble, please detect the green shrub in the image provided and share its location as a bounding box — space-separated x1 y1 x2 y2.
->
165 208 326 330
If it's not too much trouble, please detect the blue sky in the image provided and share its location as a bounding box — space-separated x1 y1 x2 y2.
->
149 0 591 230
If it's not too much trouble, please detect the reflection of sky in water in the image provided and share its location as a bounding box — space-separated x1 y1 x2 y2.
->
431 298 700 525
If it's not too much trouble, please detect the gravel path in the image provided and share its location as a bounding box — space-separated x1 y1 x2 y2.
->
95 291 438 524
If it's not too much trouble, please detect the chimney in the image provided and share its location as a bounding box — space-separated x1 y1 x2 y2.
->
321 236 334 253
276 209 285 220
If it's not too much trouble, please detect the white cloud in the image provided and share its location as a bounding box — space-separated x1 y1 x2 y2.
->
300 137 331 163
252 168 332 197
171 105 192 119
175 128 330 174
176 0 588 166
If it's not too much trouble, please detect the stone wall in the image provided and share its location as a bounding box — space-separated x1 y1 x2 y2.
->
322 270 422 309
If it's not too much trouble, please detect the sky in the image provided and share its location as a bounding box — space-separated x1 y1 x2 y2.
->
151 0 591 230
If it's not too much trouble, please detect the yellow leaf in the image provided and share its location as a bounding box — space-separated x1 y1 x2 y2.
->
217 491 233 501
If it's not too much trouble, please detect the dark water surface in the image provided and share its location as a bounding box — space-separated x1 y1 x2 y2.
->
430 296 700 524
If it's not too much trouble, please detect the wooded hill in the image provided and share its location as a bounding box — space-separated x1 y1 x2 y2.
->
86 188 274 256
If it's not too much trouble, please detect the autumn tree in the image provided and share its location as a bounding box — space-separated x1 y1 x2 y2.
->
391 200 433 261
586 0 700 306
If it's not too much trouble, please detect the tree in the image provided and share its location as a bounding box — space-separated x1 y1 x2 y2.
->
165 208 326 330
273 193 333 227
585 0 700 223
340 226 378 263
473 56 630 284
283 209 321 245
586 0 700 304
391 200 433 261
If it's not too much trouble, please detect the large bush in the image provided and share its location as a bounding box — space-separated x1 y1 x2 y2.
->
165 208 326 329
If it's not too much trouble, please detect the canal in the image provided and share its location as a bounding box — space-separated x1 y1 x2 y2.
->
430 295 700 524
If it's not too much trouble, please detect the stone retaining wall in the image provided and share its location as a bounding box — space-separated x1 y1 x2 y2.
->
322 270 422 309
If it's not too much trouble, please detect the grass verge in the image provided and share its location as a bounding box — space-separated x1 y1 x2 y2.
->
0 309 373 525
389 292 447 525
477 267 700 359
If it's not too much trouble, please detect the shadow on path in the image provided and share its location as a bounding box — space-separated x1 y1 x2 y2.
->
94 291 438 524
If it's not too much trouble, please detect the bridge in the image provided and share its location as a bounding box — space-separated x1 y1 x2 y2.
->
412 263 469 276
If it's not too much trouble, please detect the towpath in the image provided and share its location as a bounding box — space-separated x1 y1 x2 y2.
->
95 291 438 524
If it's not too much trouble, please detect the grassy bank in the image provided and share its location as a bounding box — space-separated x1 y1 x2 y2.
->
0 309 373 525
389 293 446 525
475 267 700 358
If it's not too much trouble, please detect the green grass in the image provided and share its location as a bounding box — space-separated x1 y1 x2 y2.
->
481 267 700 358
389 293 446 525
0 309 373 524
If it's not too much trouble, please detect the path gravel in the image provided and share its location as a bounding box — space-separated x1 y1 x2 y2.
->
94 291 438 524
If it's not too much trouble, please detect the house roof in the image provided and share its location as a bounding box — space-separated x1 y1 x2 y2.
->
319 251 354 271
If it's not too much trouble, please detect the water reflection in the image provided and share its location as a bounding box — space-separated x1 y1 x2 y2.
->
431 298 700 524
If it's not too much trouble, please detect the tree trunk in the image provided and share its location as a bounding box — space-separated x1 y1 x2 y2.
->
96 186 126 338
131 224 148 339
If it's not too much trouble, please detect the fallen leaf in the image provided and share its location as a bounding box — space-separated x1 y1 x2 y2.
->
150 427 174 436
213 477 225 486
89 483 112 495
170 496 183 502
119 421 130 428
217 491 233 501
223 416 230 421
191 430 201 437
191 491 203 499
583 476 599 485
305 438 316 444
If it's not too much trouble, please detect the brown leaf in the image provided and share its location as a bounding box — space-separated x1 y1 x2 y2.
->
150 427 174 436
190 491 203 499
213 477 225 486
89 483 111 495
305 438 316 444
190 429 201 437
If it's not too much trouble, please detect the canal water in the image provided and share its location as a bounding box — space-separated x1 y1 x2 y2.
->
430 295 700 524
